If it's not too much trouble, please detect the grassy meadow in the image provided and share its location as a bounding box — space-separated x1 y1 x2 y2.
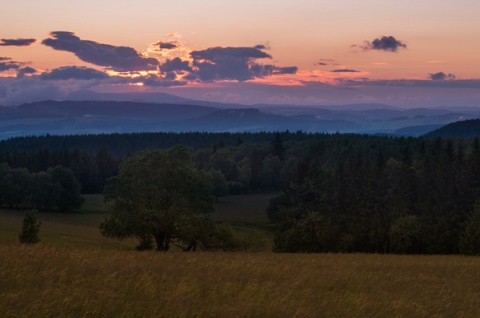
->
2 194 480 317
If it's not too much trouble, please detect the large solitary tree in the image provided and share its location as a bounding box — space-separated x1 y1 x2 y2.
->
101 146 215 251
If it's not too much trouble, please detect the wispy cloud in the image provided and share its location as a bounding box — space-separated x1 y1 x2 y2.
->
331 69 360 73
0 57 21 71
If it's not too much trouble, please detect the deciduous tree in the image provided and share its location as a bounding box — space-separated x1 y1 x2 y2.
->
101 146 215 251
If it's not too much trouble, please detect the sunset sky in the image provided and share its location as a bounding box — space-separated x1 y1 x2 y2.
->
1 0 480 107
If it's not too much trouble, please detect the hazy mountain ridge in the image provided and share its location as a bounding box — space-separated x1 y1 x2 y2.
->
1 94 480 138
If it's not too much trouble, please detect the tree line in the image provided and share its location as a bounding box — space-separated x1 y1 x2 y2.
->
269 137 480 255
0 131 424 195
0 163 83 211
3 131 480 254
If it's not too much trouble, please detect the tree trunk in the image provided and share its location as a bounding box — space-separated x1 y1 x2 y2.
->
154 232 165 251
164 235 171 251
185 241 197 251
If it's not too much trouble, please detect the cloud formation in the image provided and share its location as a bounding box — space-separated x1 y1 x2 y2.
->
0 32 299 92
429 72 456 80
0 38 36 46
160 57 192 73
189 46 296 81
356 36 407 52
40 66 109 81
42 31 159 72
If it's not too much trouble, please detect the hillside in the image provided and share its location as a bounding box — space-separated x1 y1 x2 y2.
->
424 118 480 137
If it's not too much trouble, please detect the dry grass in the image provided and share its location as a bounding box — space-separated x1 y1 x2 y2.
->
2 195 480 317
1 244 480 317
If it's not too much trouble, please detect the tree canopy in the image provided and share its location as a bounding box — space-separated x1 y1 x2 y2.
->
101 146 215 251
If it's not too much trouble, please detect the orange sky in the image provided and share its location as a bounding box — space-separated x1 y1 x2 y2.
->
1 0 480 106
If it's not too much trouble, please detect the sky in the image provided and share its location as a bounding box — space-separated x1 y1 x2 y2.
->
1 0 480 107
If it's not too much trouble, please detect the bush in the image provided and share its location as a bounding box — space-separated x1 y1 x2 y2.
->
19 210 41 244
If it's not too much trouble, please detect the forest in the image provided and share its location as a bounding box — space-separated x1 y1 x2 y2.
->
1 131 480 254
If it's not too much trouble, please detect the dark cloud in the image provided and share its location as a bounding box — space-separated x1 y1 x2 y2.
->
40 66 109 80
42 31 159 72
189 46 295 81
429 72 456 80
19 66 36 74
17 67 37 78
0 58 20 71
331 69 361 73
191 46 271 61
317 62 328 66
155 41 178 50
0 38 36 46
359 36 407 52
190 46 271 81
160 57 192 73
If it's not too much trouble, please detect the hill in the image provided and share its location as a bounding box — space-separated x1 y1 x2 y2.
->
424 118 480 137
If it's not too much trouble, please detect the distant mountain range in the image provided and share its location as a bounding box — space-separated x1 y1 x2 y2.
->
1 91 480 139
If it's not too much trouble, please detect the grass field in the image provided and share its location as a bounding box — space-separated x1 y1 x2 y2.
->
2 194 480 317
0 193 275 249
2 245 480 317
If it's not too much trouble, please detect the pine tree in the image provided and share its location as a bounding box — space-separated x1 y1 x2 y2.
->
271 132 285 160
